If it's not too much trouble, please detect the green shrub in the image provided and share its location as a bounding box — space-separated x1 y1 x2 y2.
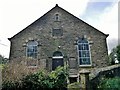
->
22 66 68 89
2 66 68 90
98 77 120 90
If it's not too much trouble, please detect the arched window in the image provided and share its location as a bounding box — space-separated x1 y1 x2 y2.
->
26 41 38 58
55 14 59 21
77 38 91 66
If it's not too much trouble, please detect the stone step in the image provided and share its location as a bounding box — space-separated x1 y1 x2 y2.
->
69 69 78 74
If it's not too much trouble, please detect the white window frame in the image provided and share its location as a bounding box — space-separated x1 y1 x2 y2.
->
26 41 38 59
52 56 63 59
77 39 92 67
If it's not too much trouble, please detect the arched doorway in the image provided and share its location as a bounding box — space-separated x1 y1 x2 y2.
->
52 51 64 70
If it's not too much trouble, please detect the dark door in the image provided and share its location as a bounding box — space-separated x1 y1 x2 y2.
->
69 77 77 83
52 58 64 70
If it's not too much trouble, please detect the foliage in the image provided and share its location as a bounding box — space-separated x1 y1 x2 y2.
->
109 48 117 65
2 57 43 82
109 44 120 65
117 45 120 62
2 58 40 90
2 65 68 90
2 60 31 83
0 54 8 64
22 72 42 89
67 82 81 90
2 81 22 90
0 64 5 69
22 66 68 89
98 77 120 90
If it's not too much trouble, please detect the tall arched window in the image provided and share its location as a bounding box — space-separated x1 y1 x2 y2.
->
77 38 91 66
26 41 38 58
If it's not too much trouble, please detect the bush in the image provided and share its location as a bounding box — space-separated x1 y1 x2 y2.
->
22 66 68 89
2 57 44 81
2 81 22 90
2 65 68 90
98 77 120 90
2 58 41 90
22 73 42 89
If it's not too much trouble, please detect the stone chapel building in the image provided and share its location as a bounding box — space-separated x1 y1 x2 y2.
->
8 4 109 83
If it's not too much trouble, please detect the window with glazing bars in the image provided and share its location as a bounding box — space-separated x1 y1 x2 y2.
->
78 38 91 65
26 41 38 58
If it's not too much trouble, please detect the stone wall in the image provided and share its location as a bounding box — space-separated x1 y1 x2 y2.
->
90 64 120 90
9 5 109 71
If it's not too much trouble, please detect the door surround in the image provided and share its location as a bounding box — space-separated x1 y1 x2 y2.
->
52 51 64 70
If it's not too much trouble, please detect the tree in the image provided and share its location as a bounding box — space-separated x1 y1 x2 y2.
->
0 55 8 64
109 44 120 65
116 45 120 62
109 48 117 65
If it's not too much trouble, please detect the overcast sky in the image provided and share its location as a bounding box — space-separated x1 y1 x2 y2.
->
0 0 119 58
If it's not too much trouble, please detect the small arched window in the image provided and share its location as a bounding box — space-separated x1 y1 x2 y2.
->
55 14 59 21
26 41 38 58
77 38 91 66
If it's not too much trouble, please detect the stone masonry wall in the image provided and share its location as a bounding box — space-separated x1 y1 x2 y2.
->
9 5 109 70
90 64 120 89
